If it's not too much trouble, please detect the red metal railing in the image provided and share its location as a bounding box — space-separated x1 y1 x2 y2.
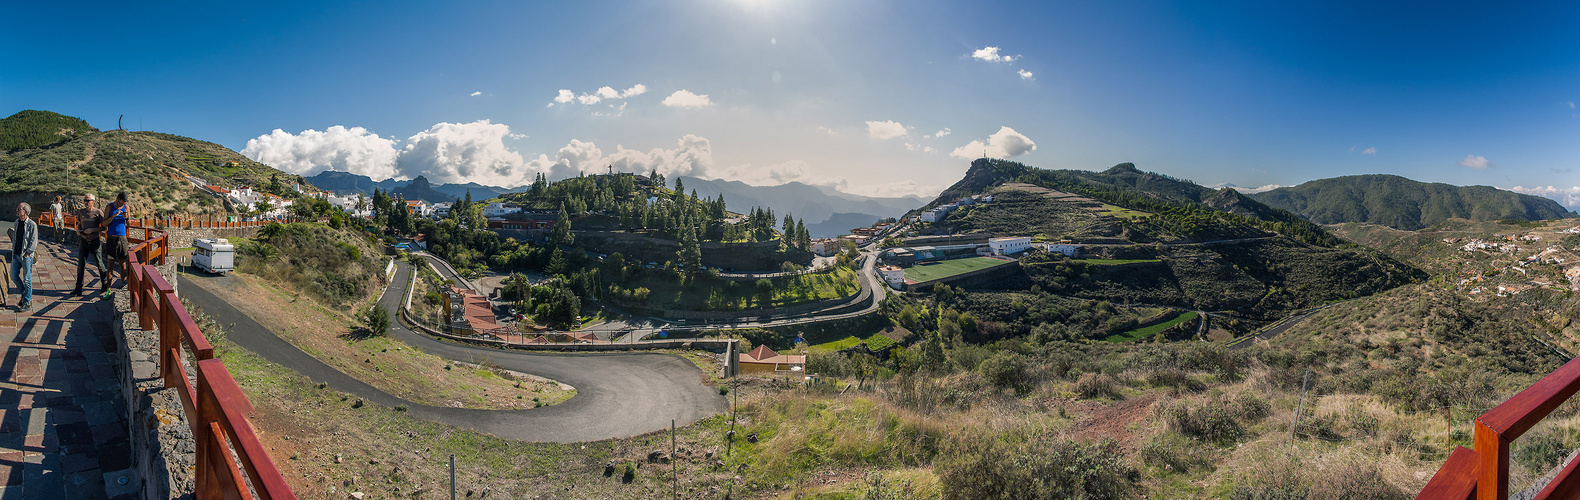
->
43 211 297 499
1417 356 1580 499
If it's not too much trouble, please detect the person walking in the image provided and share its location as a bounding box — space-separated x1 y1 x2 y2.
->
49 195 64 244
102 192 131 299
12 203 37 312
73 193 105 297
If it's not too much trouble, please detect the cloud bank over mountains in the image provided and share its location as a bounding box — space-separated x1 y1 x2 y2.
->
240 119 1030 197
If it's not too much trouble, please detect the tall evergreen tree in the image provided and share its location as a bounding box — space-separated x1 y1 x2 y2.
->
550 202 574 247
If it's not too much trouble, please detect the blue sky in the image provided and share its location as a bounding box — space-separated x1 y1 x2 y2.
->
4 1 1579 205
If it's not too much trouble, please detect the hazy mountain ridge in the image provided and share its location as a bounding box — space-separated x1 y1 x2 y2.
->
305 171 516 202
675 176 923 236
1247 174 1577 230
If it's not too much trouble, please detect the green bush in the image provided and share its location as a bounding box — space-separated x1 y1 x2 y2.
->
364 304 390 337
1075 372 1122 400
977 351 1028 391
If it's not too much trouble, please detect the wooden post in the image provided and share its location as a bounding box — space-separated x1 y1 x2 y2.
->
1476 419 1509 500
159 283 178 387
194 361 218 498
671 419 678 500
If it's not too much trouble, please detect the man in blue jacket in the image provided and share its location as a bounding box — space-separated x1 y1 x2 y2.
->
12 202 38 312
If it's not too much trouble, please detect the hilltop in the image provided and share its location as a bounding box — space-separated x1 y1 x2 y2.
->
1248 174 1575 230
0 109 97 150
915 159 1423 320
0 110 312 217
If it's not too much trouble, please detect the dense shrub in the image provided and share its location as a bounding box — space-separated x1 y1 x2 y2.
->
1075 373 1122 400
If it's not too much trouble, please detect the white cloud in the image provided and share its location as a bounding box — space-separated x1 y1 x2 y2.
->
550 84 647 108
1570 101 1576 109
1459 154 1492 169
1017 69 1034 80
470 91 482 97
1361 147 1377 155
662 89 713 108
866 120 909 140
816 126 837 135
950 126 1037 159
241 126 400 180
396 120 531 187
931 128 951 138
841 179 944 198
971 46 1018 63
1506 186 1580 209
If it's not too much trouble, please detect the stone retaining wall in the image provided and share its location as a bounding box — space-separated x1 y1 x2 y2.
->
112 262 195 500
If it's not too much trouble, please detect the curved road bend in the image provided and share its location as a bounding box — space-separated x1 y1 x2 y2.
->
417 249 889 340
179 262 726 443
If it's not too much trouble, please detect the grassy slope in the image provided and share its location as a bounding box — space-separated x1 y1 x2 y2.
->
0 129 311 217
615 266 860 311
0 109 96 150
188 270 572 410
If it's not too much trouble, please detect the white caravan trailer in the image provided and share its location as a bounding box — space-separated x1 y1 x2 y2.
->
193 238 236 273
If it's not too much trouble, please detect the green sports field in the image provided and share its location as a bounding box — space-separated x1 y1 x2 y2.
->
903 257 1013 283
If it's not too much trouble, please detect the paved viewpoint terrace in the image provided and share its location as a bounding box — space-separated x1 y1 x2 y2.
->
0 232 136 499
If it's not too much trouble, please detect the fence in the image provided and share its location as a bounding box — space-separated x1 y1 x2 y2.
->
1417 356 1580 499
39 212 309 231
52 214 297 499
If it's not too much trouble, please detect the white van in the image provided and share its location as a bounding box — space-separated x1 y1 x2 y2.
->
193 238 236 274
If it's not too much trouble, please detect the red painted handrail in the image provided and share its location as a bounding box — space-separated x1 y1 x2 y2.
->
49 212 296 499
1418 356 1580 499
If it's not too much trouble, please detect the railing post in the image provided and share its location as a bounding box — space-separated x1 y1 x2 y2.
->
193 360 219 499
1477 419 1509 500
158 281 178 387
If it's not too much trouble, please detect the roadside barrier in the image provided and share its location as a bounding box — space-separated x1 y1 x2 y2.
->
1417 356 1580 499
53 214 297 499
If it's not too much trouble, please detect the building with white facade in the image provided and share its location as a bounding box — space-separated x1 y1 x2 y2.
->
1039 243 1083 257
877 265 907 289
988 236 1031 255
811 238 841 257
484 202 521 217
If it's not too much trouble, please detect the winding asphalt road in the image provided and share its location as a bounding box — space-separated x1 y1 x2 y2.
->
179 261 726 443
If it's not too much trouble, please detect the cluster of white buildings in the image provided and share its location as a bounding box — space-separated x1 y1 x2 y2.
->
919 195 993 223
1460 239 1519 253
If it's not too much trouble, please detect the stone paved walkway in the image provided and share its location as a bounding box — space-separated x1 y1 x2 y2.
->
0 235 136 499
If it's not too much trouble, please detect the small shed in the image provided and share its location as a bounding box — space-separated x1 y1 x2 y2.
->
738 345 806 375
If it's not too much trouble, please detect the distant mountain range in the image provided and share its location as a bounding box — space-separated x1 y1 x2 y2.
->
305 171 516 202
305 170 925 237
678 176 924 238
1246 174 1576 230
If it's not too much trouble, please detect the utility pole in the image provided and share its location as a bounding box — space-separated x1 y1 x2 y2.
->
671 419 678 500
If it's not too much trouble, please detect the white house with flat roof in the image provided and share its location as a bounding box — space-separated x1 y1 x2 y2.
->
877 265 907 289
988 236 1031 255
1040 243 1083 257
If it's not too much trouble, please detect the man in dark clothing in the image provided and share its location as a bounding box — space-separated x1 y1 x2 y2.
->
73 193 105 297
12 202 37 312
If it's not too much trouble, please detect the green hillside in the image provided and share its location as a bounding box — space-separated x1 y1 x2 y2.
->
920 159 1425 319
0 116 315 217
0 110 97 150
1248 174 1575 230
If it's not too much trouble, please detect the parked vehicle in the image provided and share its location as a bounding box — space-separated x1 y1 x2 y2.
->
193 238 236 273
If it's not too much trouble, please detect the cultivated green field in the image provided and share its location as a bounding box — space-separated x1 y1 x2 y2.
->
1103 311 1198 343
903 257 1013 283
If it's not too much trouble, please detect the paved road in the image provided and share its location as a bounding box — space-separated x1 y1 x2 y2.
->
179 262 726 443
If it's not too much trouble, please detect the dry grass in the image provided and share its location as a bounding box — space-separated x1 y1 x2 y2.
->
188 270 572 410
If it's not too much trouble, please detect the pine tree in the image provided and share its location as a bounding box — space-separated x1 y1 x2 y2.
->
551 202 574 247
676 215 703 277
